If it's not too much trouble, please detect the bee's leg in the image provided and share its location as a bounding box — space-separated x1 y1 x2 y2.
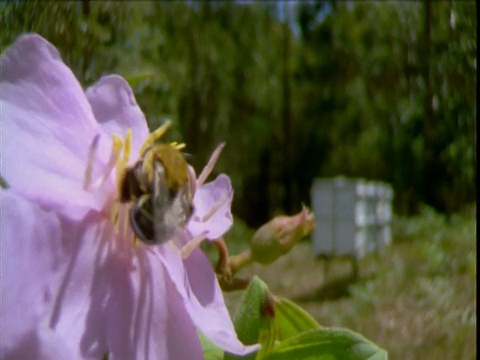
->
130 194 156 243
137 194 154 221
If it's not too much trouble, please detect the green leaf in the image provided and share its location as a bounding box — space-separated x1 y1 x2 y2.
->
262 327 388 360
274 297 320 341
233 276 271 345
123 71 156 88
255 307 277 359
225 276 272 360
198 331 224 360
223 278 387 360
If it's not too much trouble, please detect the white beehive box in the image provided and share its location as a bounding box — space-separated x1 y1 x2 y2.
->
311 177 393 259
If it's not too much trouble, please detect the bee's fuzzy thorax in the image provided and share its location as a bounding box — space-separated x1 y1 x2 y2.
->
117 122 194 245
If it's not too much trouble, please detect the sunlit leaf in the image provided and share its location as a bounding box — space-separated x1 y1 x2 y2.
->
199 331 224 360
274 297 320 341
262 327 388 360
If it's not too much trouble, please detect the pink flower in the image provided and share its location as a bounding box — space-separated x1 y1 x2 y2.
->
1 34 257 359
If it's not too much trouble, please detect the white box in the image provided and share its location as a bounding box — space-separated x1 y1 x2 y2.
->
311 177 393 259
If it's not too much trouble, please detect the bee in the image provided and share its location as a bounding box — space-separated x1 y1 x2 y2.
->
120 142 194 245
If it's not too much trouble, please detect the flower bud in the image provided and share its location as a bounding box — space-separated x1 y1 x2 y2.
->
250 205 315 265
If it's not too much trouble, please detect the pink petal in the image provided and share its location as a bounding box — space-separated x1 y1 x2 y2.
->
86 75 149 159
1 34 108 217
1 34 98 142
45 212 113 358
5 328 76 360
189 174 234 240
159 246 259 356
103 249 203 360
1 192 65 357
2 33 252 360
45 213 202 359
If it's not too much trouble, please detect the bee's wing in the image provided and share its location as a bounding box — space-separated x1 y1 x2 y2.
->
153 162 193 244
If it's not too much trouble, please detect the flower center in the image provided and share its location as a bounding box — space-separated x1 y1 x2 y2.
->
82 121 227 255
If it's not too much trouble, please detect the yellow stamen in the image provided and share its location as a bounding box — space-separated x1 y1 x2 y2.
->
115 129 134 190
83 135 100 190
197 142 225 186
88 134 124 191
180 232 208 259
111 131 136 241
171 142 186 151
201 192 229 223
139 120 172 155
110 202 120 224
111 129 133 187
113 134 125 188
123 129 133 166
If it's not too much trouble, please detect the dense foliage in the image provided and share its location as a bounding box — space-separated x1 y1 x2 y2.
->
1 1 476 225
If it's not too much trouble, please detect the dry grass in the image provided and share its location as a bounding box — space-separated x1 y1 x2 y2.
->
221 206 476 359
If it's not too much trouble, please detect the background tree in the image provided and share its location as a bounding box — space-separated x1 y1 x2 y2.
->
1 0 475 224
